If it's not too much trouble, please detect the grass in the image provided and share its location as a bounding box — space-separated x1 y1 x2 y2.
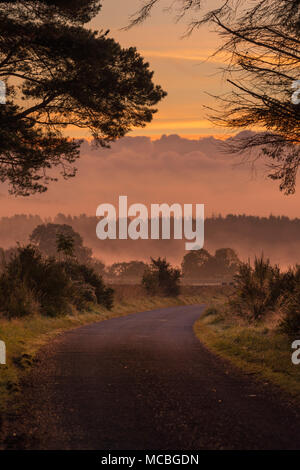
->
0 284 218 422
194 298 300 398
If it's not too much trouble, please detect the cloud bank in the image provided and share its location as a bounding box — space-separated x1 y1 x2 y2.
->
2 133 299 219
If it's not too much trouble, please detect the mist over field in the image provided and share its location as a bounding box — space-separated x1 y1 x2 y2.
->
1 133 299 267
2 133 300 220
0 212 299 267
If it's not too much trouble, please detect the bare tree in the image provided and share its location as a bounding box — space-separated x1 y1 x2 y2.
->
130 1 300 194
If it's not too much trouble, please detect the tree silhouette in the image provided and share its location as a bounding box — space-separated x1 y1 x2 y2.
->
108 261 147 282
0 0 166 195
182 247 240 280
56 232 75 261
142 257 181 296
30 223 92 263
214 248 240 276
131 0 300 193
181 249 211 279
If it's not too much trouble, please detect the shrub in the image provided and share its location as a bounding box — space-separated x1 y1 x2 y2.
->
279 309 300 338
0 245 72 318
230 255 284 321
63 260 114 310
142 257 181 297
0 278 39 319
0 245 114 318
37 257 72 317
279 283 300 338
142 268 159 295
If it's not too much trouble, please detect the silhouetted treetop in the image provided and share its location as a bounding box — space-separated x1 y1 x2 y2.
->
0 0 102 25
30 223 92 264
0 0 166 195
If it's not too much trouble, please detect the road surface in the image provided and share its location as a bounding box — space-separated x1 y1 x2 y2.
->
5 304 300 450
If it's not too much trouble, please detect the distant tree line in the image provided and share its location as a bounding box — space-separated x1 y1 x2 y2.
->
0 213 299 266
0 224 240 284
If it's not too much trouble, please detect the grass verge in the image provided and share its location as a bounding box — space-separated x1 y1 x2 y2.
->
194 300 300 398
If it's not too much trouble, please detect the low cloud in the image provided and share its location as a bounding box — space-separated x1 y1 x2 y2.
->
2 133 299 220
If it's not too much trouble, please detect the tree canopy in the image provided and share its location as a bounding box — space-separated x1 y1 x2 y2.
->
142 257 181 296
29 223 92 263
108 261 147 282
131 0 300 193
182 247 240 280
0 0 166 195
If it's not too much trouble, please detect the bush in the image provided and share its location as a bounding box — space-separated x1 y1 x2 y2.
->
142 268 159 295
37 258 72 317
279 310 300 338
0 245 72 318
229 256 300 327
63 261 114 310
0 245 114 318
0 278 39 319
279 281 300 338
142 257 181 297
230 255 284 321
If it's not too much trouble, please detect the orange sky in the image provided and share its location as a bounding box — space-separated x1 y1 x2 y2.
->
1 0 300 221
86 0 232 139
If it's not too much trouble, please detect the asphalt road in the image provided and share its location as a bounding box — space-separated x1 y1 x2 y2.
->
6 304 300 450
